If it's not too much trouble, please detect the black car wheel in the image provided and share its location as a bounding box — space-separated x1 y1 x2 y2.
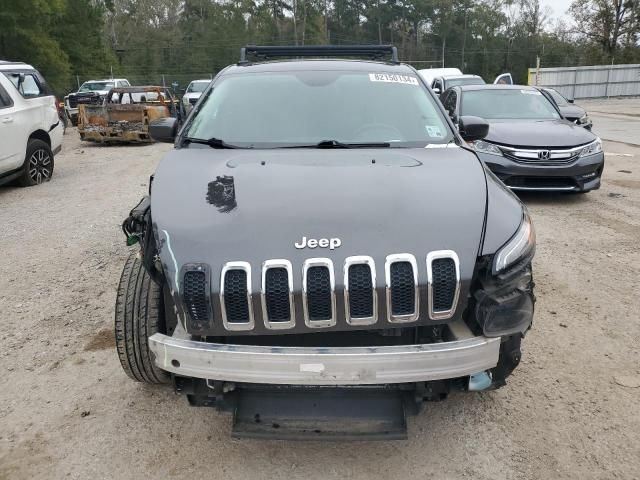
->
19 139 54 187
115 252 169 384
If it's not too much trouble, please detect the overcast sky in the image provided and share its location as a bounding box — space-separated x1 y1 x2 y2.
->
541 0 573 21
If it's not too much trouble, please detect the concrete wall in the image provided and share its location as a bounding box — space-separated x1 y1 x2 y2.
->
527 64 640 99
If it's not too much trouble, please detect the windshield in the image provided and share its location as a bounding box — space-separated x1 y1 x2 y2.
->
184 70 452 147
79 82 114 93
446 77 485 88
187 81 209 93
461 89 560 120
545 88 568 106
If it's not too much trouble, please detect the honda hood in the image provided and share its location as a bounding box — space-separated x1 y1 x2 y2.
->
484 119 596 148
151 146 490 299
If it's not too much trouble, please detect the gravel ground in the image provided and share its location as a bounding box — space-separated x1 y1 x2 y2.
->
1 122 639 479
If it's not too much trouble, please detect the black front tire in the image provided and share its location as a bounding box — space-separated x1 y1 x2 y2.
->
114 252 169 384
19 139 54 187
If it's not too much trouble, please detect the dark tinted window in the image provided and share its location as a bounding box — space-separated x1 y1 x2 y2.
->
186 70 453 147
545 88 568 106
461 88 560 120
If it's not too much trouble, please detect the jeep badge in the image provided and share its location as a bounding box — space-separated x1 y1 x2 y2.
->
295 236 342 250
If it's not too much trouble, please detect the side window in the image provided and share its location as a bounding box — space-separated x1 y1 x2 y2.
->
121 80 130 87
4 72 44 98
443 91 457 117
432 79 443 93
0 82 14 108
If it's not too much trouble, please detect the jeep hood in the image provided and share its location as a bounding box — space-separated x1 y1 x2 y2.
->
151 146 491 297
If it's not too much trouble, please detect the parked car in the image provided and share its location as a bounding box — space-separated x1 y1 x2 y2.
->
78 86 184 143
537 87 592 129
430 74 485 95
417 67 463 85
115 45 536 439
64 78 130 126
440 84 603 192
182 79 210 112
0 61 63 187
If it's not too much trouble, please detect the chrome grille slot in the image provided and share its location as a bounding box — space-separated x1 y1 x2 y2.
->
344 256 377 326
501 146 582 165
427 250 460 320
261 259 295 330
385 254 419 323
220 262 254 331
302 258 336 328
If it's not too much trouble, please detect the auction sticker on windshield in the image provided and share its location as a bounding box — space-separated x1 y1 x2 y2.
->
369 73 419 85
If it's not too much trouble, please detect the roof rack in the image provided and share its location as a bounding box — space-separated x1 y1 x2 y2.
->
239 45 399 65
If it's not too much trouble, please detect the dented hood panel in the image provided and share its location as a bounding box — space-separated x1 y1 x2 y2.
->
151 146 489 304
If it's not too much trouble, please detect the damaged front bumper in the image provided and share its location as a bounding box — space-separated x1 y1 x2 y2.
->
148 321 500 386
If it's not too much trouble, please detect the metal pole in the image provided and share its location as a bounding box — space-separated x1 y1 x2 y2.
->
162 74 166 88
605 57 614 98
442 38 445 68
535 56 540 86
76 75 80 89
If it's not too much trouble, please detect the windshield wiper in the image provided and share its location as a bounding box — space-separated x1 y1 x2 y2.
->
282 139 391 149
182 136 246 149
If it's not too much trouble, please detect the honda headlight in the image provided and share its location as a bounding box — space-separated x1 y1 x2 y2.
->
493 212 535 274
579 138 601 157
470 140 503 156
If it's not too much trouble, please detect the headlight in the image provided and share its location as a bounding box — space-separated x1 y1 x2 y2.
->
493 212 535 274
470 140 503 156
579 138 601 157
475 287 534 337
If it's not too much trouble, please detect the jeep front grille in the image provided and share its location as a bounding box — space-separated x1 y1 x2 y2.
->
261 260 295 330
183 269 210 328
302 259 336 328
385 254 419 323
344 256 377 325
220 262 254 331
427 251 460 320
184 252 461 332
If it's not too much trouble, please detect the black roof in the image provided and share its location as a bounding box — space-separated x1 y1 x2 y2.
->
224 59 416 75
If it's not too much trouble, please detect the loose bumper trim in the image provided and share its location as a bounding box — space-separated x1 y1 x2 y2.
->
148 325 500 386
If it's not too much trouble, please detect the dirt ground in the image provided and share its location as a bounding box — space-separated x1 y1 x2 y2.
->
1 117 639 479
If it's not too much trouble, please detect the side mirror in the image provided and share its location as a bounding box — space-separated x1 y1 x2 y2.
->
149 117 178 143
433 87 441 95
458 115 489 142
568 98 575 104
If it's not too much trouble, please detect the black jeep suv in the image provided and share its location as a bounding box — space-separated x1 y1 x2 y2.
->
115 45 536 440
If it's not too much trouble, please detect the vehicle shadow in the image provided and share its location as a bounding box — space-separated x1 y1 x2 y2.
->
514 191 590 207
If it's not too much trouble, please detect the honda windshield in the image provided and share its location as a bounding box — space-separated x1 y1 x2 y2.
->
184 70 453 148
461 88 561 120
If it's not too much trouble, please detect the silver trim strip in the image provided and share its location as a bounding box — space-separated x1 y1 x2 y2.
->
500 144 584 164
148 320 500 385
385 254 419 323
508 185 577 191
220 261 254 331
426 250 461 320
302 258 336 328
261 259 295 330
344 256 377 326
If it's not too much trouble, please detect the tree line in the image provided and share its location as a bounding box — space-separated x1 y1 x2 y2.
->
0 0 639 95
